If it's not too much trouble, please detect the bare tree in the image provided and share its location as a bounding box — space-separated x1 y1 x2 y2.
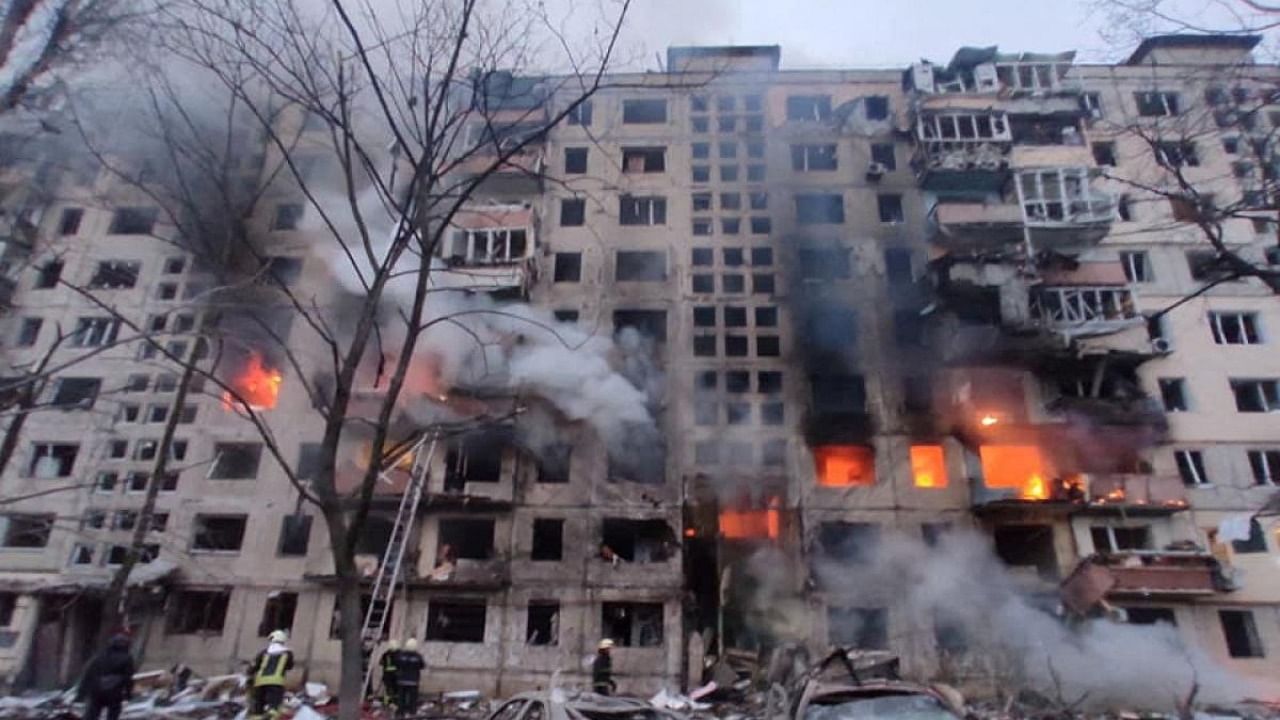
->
24 0 640 713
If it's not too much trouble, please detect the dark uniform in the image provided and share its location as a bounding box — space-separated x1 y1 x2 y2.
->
392 646 425 717
77 635 136 720
591 649 614 695
248 645 294 719
379 646 399 704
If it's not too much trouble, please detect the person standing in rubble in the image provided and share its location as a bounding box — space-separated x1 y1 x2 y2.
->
378 638 400 706
392 638 425 717
77 633 136 720
247 630 294 719
592 638 616 695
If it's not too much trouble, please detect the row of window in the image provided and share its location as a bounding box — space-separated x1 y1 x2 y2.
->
1176 448 1280 487
557 193 900 229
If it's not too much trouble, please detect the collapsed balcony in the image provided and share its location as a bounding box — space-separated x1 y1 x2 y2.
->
1061 552 1233 617
1028 285 1140 337
907 48 1079 96
454 108 550 193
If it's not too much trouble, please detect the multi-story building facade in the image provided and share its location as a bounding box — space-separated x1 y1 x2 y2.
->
0 34 1278 699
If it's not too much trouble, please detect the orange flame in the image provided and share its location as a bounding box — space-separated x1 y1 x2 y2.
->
911 445 947 489
222 353 283 410
814 446 876 487
719 507 780 540
979 446 1052 500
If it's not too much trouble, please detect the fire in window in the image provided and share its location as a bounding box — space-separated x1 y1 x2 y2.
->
979 446 1051 500
910 445 947 488
814 446 875 487
221 352 283 411
719 500 780 540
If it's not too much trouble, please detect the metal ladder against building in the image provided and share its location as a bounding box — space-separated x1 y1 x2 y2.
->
360 433 438 694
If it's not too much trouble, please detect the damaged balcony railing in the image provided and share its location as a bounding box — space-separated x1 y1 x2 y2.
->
1084 474 1187 509
1016 168 1114 227
1028 286 1139 334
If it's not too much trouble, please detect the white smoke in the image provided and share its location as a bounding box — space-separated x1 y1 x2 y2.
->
317 186 661 462
782 529 1257 710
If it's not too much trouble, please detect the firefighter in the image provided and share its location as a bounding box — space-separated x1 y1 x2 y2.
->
591 638 615 695
392 638 425 717
247 630 294 719
378 639 400 706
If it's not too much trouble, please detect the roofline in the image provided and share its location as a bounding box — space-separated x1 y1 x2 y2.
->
666 45 782 72
1126 34 1262 65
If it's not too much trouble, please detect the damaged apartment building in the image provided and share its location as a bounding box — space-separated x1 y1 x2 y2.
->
0 34 1279 698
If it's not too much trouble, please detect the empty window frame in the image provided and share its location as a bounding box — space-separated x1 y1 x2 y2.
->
613 309 666 343
108 207 158 235
28 443 77 477
1016 168 1110 224
618 196 667 226
257 591 298 636
877 194 904 223
1220 610 1265 657
1248 450 1280 486
1156 141 1199 167
210 443 263 479
1210 312 1261 345
1 514 53 547
601 518 675 562
526 601 559 646
1089 525 1152 553
615 251 667 282
795 193 845 224
1175 449 1210 486
622 99 667 124
622 147 665 173
50 378 100 409
553 252 581 282
560 198 585 227
437 517 496 560
1159 378 1189 411
531 518 563 561
439 228 529 265
1092 142 1117 166
1134 91 1180 117
564 147 588 174
870 143 896 170
191 515 248 552
71 317 120 347
166 590 231 635
786 95 832 122
790 144 837 171
567 101 593 126
1120 251 1153 282
426 599 487 642
601 601 663 647
864 96 890 120
1231 379 1280 413
88 261 141 289
443 434 504 488
917 112 1010 143
16 317 42 346
277 515 312 556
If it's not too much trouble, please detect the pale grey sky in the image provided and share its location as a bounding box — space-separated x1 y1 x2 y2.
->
611 0 1279 69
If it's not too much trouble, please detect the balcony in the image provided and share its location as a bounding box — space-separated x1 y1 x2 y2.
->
1103 552 1229 596
1010 145 1094 169
912 111 1012 192
929 202 1024 249
419 557 510 590
435 207 536 295
1081 474 1187 513
1016 168 1114 249
1027 285 1141 338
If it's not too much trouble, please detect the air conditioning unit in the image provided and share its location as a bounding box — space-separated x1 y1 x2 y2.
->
866 162 889 181
1151 337 1173 354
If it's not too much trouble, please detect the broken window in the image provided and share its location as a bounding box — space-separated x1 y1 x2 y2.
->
786 95 832 123
601 602 663 647
1090 525 1152 553
1232 519 1268 553
526 601 559 646
211 443 262 479
877 194 904 223
993 525 1057 580
51 378 100 409
561 199 585 227
69 543 94 565
1186 250 1228 281
817 522 880 566
1117 195 1133 221
814 447 875 487
192 515 247 552
1248 450 1280 486
804 305 857 352
911 445 947 489
166 589 230 635
567 101 593 126
622 99 667 124
1029 286 1136 325
1125 607 1176 626
1017 168 1110 224
1 514 53 547
34 260 62 289
1231 379 1280 412
828 607 887 649
1210 312 1260 345
1156 141 1199 167
1134 91 1180 117
564 147 588 174
1120 251 1152 283
258 592 297 636
810 374 866 415
798 249 850 280
535 444 571 484
59 207 83 235
613 309 666 343
601 518 675 562
277 515 312 556
869 143 896 170
553 252 582 282
619 196 666 226
531 518 563 561
0 594 14 626
1159 378 1189 411
444 433 504 488
1092 142 1117 166
439 228 529 265
437 517 495 560
1220 610 1265 658
790 144 837 171
864 95 890 120
918 112 1009 142
615 251 666 281
108 207 158 235
272 203 303 231
28 443 77 478
71 317 120 347
622 147 665 173
16 317 42 347
884 248 913 286
795 193 845 225
426 599 487 643
1175 449 1209 486
87 261 141 290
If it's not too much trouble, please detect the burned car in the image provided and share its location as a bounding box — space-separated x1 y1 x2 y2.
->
485 691 687 720
774 649 965 720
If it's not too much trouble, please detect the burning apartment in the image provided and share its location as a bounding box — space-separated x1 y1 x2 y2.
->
0 34 1278 702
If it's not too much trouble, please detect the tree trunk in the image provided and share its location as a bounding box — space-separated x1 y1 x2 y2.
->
100 345 199 642
0 386 34 477
332 522 366 720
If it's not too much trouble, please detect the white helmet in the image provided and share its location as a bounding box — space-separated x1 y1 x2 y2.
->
404 638 418 651
268 630 288 644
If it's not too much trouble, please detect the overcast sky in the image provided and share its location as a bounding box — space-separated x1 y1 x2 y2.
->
608 0 1280 69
